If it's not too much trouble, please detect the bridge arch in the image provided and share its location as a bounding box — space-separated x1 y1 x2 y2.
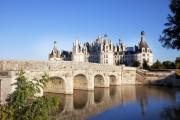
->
44 76 65 93
109 75 117 85
94 74 104 87
73 74 88 90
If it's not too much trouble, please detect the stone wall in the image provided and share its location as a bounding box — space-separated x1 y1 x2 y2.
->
0 71 17 103
136 70 176 86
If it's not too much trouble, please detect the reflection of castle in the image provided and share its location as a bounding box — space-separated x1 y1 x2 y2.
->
49 31 153 66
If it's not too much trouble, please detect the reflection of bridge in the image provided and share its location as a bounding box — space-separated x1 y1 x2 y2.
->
46 86 176 120
0 61 136 103
47 86 138 120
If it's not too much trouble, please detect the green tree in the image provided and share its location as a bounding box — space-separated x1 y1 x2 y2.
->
0 70 59 120
162 60 176 69
175 58 180 69
143 60 150 70
159 0 180 50
151 60 163 69
132 61 141 67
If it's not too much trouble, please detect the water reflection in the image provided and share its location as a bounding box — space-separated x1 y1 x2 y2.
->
109 86 116 98
94 88 104 103
45 86 180 120
73 90 88 109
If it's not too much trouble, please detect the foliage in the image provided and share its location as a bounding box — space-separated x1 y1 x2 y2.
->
151 60 163 69
143 60 150 70
132 61 141 67
162 60 176 69
176 70 180 79
175 58 180 69
0 70 59 120
159 0 180 50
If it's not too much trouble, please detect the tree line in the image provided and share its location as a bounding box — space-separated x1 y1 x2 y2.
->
132 59 180 70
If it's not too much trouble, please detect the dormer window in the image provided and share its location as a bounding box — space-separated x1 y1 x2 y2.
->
142 48 145 52
147 48 150 52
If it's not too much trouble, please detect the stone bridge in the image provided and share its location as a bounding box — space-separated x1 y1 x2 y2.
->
0 60 136 103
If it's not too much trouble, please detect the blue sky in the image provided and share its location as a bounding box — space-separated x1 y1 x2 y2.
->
0 0 179 61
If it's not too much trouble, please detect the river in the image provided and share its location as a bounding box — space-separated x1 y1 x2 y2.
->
45 86 180 120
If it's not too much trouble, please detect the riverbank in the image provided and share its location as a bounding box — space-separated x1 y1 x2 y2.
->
136 69 180 87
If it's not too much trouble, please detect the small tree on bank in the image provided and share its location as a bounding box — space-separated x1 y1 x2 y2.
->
143 60 150 70
151 60 163 69
175 58 180 69
162 60 176 69
132 61 141 67
0 70 59 120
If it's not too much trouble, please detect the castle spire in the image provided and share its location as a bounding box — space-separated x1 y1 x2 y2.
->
141 31 145 41
54 41 57 48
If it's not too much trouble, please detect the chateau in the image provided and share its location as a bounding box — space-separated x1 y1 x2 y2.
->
49 31 153 66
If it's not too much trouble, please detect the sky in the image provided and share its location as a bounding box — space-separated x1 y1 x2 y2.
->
0 0 179 62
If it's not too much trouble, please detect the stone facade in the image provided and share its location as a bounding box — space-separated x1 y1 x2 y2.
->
49 31 153 66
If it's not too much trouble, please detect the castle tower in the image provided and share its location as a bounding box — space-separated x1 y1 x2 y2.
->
100 34 114 65
72 39 85 62
49 41 62 61
137 31 153 66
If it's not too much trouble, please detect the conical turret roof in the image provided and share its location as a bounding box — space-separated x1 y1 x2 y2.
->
139 31 149 49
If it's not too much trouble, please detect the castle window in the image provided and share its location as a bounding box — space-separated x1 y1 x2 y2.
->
142 48 145 52
106 60 108 63
147 48 149 52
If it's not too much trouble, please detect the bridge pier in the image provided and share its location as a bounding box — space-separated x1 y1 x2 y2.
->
65 76 73 94
104 75 110 87
87 75 94 90
0 71 16 104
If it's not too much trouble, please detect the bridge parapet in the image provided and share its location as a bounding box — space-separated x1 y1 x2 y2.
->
0 60 125 72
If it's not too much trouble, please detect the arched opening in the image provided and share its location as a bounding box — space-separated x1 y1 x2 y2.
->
109 75 117 85
94 74 104 87
73 74 88 90
44 76 65 93
73 90 88 109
